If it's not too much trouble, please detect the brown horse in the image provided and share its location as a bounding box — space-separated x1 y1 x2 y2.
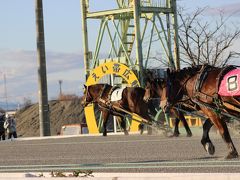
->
144 78 193 137
145 65 239 159
81 84 152 136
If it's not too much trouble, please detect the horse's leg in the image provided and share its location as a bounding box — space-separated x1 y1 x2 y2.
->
138 123 144 135
148 100 158 118
201 118 215 155
178 112 192 137
141 111 153 135
170 109 180 136
220 119 238 159
135 104 153 135
102 110 110 136
119 116 129 135
201 108 238 159
173 118 180 137
171 109 192 137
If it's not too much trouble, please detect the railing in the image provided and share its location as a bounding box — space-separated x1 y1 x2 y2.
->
141 0 168 8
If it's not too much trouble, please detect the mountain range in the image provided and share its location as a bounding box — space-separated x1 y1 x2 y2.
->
0 101 19 111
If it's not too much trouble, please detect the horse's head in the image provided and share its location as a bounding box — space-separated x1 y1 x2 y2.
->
163 67 195 110
154 78 169 111
162 68 181 110
144 78 167 102
81 85 93 107
144 78 156 102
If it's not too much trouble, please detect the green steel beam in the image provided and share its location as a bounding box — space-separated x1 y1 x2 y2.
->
118 19 131 57
153 23 172 66
171 0 180 70
108 21 121 58
93 19 108 68
112 19 133 66
86 7 173 19
166 13 174 69
141 18 149 41
106 23 118 57
156 13 175 69
133 0 144 86
141 7 173 13
87 8 133 19
145 15 155 68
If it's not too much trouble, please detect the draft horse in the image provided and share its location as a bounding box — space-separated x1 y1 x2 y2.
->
144 77 193 137
81 83 152 136
150 65 239 159
144 69 193 137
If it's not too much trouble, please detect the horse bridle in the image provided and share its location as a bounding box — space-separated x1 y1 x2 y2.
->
82 84 108 107
166 75 193 108
144 79 166 103
82 86 94 107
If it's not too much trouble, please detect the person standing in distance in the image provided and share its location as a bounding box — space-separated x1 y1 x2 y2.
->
4 114 17 140
0 112 6 140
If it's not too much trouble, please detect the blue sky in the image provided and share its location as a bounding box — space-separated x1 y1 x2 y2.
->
0 0 239 105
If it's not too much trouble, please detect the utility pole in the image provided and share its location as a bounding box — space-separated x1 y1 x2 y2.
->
58 80 63 96
35 0 51 136
3 74 8 111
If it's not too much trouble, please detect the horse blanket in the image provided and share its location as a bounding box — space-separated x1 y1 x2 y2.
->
110 86 126 101
218 68 240 96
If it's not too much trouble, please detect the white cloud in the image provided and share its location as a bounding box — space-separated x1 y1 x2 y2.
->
206 3 240 16
0 49 85 104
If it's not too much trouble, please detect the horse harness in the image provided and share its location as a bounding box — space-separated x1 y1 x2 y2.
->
97 84 129 117
193 65 237 100
165 64 240 117
83 85 94 105
98 84 119 106
193 64 215 101
192 65 240 116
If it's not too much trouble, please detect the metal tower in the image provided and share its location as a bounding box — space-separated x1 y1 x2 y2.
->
81 0 180 86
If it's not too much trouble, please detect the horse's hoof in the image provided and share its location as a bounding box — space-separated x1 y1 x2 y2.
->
147 128 153 135
173 132 180 137
147 131 153 135
186 133 192 137
225 151 239 159
138 124 144 130
205 142 215 155
124 130 129 135
103 133 107 136
168 132 179 138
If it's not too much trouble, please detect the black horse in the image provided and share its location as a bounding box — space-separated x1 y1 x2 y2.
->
81 84 153 136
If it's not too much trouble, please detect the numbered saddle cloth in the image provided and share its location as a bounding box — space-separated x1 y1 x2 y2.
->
110 86 126 101
218 68 240 96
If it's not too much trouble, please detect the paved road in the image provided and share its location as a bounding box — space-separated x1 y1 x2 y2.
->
0 131 240 173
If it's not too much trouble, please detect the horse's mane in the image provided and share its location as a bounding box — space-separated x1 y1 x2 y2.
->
170 65 214 80
134 87 146 97
88 83 112 90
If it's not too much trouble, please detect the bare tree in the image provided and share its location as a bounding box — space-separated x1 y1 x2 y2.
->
178 7 240 67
